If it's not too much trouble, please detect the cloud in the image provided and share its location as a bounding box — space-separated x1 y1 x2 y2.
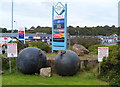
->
0 0 119 29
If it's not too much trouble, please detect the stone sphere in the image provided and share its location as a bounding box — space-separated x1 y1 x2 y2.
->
55 50 79 76
17 47 46 74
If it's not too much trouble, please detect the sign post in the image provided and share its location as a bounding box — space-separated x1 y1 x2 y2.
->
98 47 109 74
18 27 25 44
52 2 67 52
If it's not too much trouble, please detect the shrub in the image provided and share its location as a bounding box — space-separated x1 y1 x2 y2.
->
2 58 9 70
13 41 24 50
27 41 51 53
88 44 118 54
88 44 106 54
13 41 51 53
110 75 120 87
70 37 99 49
2 57 16 70
97 44 120 86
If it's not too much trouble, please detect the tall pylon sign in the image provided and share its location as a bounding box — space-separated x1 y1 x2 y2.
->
52 2 67 52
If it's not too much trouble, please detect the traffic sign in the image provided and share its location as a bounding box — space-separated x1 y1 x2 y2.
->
18 27 25 44
7 43 17 57
19 34 24 39
52 2 67 52
98 47 109 62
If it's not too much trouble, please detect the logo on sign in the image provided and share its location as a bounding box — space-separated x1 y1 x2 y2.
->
54 19 64 24
55 2 65 15
18 31 24 34
54 33 64 37
19 34 24 39
54 29 64 33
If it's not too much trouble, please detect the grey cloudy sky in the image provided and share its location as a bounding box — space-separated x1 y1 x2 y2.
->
0 0 119 30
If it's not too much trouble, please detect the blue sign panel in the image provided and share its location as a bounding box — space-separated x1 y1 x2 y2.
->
19 34 24 39
54 19 64 24
54 23 64 29
52 2 67 52
28 36 33 39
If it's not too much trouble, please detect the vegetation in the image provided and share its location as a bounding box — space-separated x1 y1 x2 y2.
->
27 41 51 53
99 45 120 86
12 41 51 53
88 44 120 86
1 25 119 36
88 44 107 54
70 37 100 49
2 70 108 85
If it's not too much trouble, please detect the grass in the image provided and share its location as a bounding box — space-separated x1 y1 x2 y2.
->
46 53 57 59
1 52 106 85
46 53 98 60
2 70 108 85
80 54 97 60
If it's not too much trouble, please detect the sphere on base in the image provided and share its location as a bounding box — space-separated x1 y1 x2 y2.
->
55 50 79 76
17 47 46 74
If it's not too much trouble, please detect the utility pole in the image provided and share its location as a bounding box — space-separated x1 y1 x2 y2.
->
11 0 14 35
9 0 14 73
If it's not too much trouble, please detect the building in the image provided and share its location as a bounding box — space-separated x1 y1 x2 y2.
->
0 33 52 45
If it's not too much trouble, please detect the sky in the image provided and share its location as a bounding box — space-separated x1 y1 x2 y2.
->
0 0 119 30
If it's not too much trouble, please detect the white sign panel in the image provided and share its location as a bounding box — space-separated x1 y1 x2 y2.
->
19 27 25 31
7 43 17 57
98 47 109 62
54 2 65 19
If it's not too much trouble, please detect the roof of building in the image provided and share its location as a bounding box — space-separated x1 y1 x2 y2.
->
0 33 52 37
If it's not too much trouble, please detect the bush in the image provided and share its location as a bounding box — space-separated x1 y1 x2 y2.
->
2 58 16 70
2 58 9 70
97 44 120 86
70 37 99 49
88 44 118 54
27 41 51 53
13 41 24 50
13 41 51 53
110 75 120 87
88 44 106 54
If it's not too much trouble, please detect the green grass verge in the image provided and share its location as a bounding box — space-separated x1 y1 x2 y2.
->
2 70 108 85
46 53 98 60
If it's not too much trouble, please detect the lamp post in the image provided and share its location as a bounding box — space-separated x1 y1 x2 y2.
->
9 0 14 73
11 0 14 34
14 21 18 32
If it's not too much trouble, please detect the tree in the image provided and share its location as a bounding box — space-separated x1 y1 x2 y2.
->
68 25 73 28
76 26 79 28
36 26 41 29
111 25 115 28
2 28 7 33
30 26 35 29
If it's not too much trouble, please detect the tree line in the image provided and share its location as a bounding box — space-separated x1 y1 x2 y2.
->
1 25 119 36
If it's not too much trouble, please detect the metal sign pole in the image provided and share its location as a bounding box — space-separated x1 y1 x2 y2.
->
52 5 54 53
9 58 12 73
99 62 101 74
9 0 14 73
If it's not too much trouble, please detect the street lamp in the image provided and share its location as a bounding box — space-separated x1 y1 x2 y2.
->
9 0 14 73
14 21 18 31
11 0 14 34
